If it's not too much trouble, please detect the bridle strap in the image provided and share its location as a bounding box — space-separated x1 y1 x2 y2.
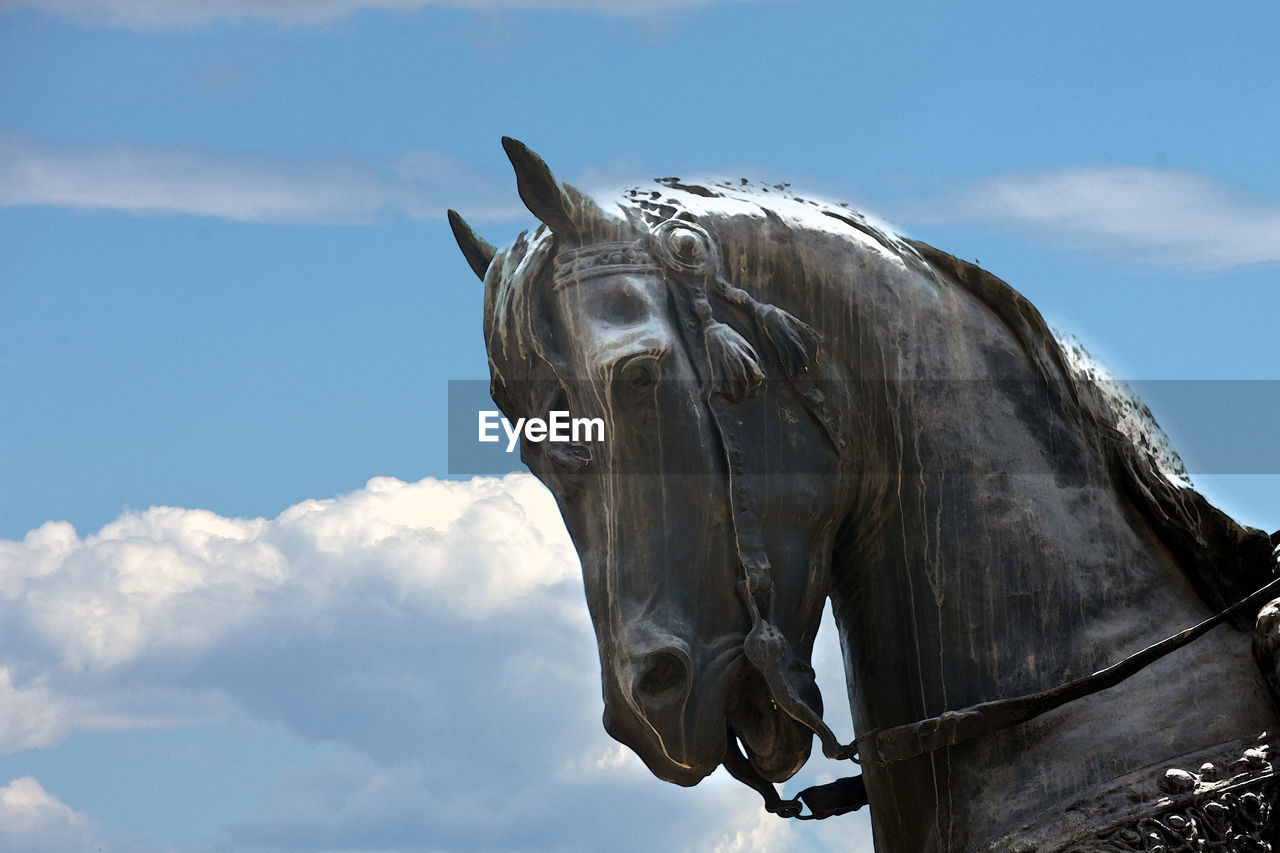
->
739 568 1280 819
854 571 1280 767
709 372 1280 817
722 734 869 820
674 238 1280 815
706 395 851 759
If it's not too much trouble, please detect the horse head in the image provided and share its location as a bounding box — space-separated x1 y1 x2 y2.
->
452 139 848 790
453 141 1280 851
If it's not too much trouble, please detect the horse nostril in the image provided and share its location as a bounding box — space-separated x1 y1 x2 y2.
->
635 650 689 704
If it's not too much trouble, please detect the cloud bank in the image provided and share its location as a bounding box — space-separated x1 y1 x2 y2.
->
0 131 521 224
7 129 1278 275
0 474 864 852
0 0 746 30
900 165 1280 271
0 475 582 752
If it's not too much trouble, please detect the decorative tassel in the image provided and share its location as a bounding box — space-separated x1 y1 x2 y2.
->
716 276 821 377
755 303 820 376
704 321 764 403
651 216 820 393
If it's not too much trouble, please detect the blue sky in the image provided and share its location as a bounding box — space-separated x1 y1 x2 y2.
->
1 1 1278 850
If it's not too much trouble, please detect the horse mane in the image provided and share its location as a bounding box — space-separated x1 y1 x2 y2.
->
908 240 1277 624
486 178 1277 624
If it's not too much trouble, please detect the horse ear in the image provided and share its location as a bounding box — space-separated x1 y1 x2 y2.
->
501 137 605 238
447 209 496 281
502 137 574 234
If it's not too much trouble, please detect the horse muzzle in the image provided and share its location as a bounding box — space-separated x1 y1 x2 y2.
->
726 664 815 782
601 637 813 787
601 637 729 786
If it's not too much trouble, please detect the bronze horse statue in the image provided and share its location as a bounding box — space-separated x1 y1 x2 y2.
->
450 138 1280 852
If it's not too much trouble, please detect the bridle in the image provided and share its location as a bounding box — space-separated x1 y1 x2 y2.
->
739 566 1280 820
713 388 1280 819
562 216 1280 821
654 227 1280 820
708 366 1280 818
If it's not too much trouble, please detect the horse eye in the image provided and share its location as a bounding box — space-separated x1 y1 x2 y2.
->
614 354 662 391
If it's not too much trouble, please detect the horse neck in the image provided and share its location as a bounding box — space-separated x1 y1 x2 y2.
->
807 253 1277 851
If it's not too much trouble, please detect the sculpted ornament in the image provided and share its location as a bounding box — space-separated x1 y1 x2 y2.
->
450 139 1280 852
1098 741 1275 852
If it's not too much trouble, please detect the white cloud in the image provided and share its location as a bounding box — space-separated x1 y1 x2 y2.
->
0 670 69 752
0 0 747 30
0 473 869 851
708 807 793 853
898 165 1280 271
0 475 584 749
0 777 102 852
0 131 521 224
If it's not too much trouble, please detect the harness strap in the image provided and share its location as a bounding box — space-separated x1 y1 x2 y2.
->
790 775 868 820
731 569 1280 820
723 734 869 820
856 572 1280 766
737 581 853 761
706 398 853 760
